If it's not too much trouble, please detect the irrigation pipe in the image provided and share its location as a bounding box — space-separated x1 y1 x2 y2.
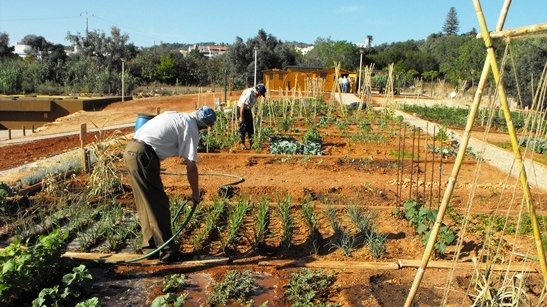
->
160 171 245 186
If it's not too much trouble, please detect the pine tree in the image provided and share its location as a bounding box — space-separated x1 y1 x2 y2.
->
442 7 460 35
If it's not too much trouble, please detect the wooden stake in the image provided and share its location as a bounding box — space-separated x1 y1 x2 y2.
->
80 123 87 173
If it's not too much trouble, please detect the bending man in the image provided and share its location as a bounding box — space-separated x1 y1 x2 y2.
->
123 106 217 263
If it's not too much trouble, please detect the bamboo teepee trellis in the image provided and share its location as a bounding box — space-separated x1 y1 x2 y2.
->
404 0 547 306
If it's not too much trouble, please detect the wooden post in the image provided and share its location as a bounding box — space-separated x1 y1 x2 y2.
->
31 125 35 133
80 123 87 173
156 107 160 115
22 126 25 136
8 129 11 140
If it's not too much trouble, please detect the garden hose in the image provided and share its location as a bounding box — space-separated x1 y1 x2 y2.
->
106 172 244 264
119 198 195 263
159 171 245 198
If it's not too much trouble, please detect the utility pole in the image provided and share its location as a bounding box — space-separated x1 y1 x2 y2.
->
253 46 258 87
80 11 93 38
121 58 125 102
358 48 364 94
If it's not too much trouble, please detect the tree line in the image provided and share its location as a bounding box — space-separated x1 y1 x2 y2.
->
0 7 545 107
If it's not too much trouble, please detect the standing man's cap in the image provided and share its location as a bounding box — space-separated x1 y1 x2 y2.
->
197 106 217 127
256 84 266 97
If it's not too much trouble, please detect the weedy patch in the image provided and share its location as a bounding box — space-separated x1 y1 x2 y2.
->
284 268 340 307
207 269 261 306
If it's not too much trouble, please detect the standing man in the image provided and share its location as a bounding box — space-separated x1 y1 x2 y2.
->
123 106 217 263
342 76 349 93
237 84 266 150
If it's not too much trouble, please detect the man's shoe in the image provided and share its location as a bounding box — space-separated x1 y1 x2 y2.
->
141 248 160 260
160 252 183 264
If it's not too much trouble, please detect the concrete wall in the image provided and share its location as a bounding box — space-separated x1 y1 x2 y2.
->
0 96 131 130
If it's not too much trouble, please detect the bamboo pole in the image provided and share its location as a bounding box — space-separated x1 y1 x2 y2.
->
478 22 547 39
404 1 515 306
474 0 547 282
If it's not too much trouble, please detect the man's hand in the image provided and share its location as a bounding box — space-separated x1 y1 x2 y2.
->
239 122 246 134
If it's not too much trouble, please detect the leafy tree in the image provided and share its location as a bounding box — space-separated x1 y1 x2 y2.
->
129 48 161 84
154 52 178 84
20 60 48 94
0 59 23 94
406 69 420 83
442 37 485 86
366 35 374 48
301 37 360 70
184 49 208 85
503 37 547 108
66 26 137 71
421 34 468 69
443 7 460 35
20 35 53 59
369 40 437 75
421 70 439 82
228 29 298 88
205 53 231 90
0 32 15 58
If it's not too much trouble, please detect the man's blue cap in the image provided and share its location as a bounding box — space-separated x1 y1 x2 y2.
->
197 106 217 127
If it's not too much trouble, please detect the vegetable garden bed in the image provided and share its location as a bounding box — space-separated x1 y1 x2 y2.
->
1 93 547 306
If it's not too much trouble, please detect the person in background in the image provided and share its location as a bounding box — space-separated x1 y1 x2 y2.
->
342 76 349 93
237 84 266 150
123 106 217 263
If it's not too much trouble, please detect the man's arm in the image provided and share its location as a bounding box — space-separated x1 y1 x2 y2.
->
185 159 200 202
239 106 245 123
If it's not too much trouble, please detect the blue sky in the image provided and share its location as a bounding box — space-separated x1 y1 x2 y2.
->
1 0 545 48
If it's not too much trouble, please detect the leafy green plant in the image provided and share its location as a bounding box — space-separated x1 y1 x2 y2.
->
251 125 273 152
324 206 341 235
269 133 323 156
278 194 294 249
347 205 375 238
0 229 68 305
207 270 257 306
366 230 388 260
193 199 225 250
32 264 95 307
200 110 239 151
400 198 456 255
317 116 336 128
302 126 322 144
302 198 320 238
329 230 355 257
279 116 293 132
269 136 302 155
150 274 187 307
0 181 16 202
151 293 186 307
284 268 339 307
253 197 270 248
162 273 186 293
220 199 249 252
